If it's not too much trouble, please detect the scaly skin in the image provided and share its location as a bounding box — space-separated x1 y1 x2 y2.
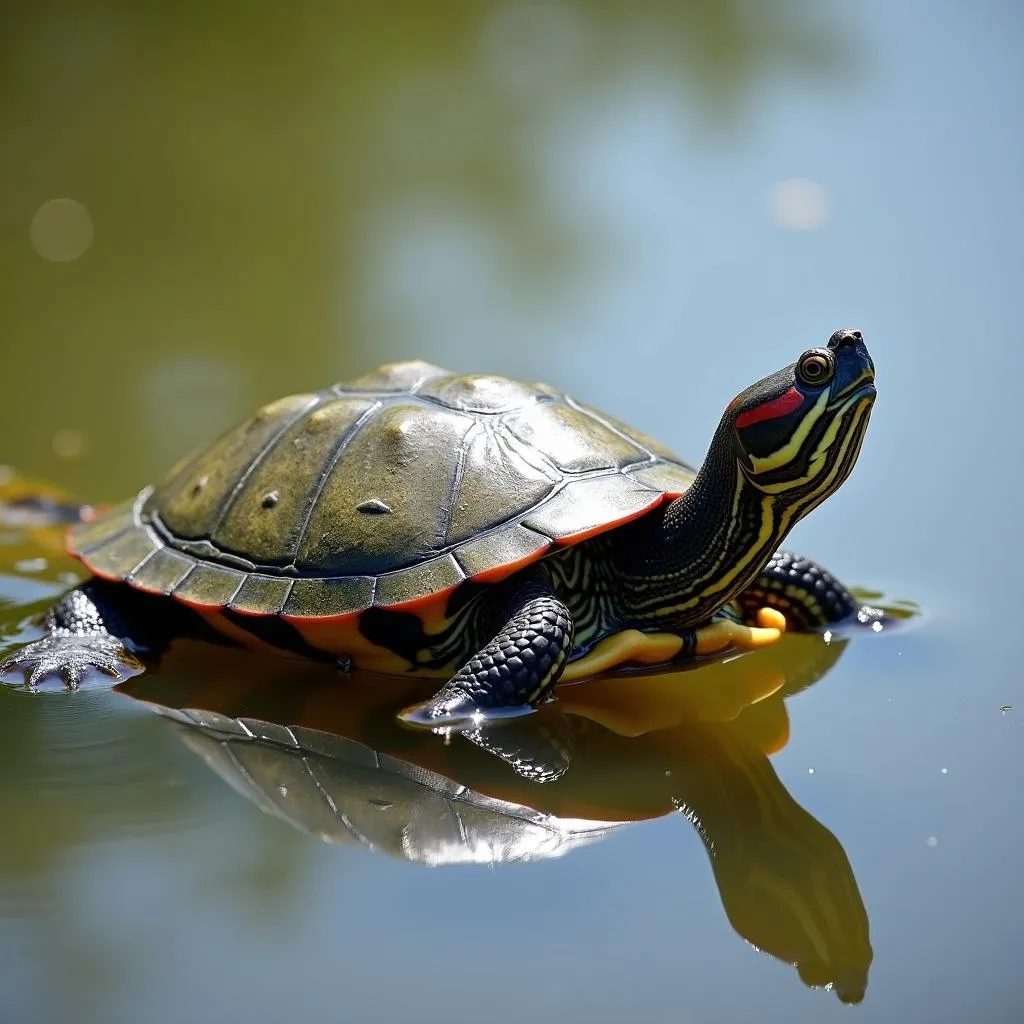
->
3 586 142 691
400 580 575 728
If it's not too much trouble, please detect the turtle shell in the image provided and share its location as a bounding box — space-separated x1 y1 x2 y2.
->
68 361 696 619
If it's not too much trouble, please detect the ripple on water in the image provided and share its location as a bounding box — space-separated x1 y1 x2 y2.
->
0 686 222 856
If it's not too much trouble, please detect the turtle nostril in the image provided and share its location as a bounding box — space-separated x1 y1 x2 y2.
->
828 328 864 349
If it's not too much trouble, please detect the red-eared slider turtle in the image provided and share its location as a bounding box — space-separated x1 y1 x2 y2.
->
1 329 880 726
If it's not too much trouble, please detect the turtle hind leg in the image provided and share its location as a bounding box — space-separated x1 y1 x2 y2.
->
398 578 574 731
0 579 171 692
735 549 889 631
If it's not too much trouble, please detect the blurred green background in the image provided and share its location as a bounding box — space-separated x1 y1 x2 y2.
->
1 0 849 498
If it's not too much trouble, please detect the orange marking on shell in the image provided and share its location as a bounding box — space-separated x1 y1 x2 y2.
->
194 607 304 657
279 608 363 627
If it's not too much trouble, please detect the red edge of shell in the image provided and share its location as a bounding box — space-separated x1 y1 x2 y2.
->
67 491 681 621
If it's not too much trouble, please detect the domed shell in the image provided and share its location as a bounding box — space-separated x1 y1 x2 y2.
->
68 361 696 618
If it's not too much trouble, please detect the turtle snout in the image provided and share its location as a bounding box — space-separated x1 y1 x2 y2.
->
829 329 874 381
828 328 863 350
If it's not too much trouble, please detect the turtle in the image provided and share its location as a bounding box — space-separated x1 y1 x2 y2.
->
0 328 880 727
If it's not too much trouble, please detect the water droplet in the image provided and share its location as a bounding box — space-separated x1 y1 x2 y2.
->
940 768 948 775
926 836 938 847
30 198 95 261
808 767 815 775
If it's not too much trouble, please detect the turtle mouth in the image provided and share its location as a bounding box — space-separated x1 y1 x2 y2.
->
831 375 875 409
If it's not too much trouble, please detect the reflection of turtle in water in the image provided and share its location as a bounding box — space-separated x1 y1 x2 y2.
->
2 330 883 724
119 628 872 1005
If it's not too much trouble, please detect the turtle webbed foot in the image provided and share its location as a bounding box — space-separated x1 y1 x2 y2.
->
0 634 143 692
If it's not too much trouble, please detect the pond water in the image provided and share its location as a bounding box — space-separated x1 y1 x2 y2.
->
2 2 1022 1022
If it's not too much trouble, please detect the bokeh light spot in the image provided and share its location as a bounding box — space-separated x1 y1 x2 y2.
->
52 428 86 459
14 558 48 574
30 198 95 261
767 178 831 231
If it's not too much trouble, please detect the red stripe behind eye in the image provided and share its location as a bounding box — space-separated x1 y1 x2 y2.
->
735 386 804 429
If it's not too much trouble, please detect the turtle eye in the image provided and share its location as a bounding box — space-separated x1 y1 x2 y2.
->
796 348 835 386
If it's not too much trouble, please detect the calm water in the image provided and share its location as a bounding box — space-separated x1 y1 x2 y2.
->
2 2 1022 1022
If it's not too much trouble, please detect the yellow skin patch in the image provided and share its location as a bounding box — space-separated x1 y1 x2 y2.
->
561 630 685 681
692 618 781 655
560 609 785 683
219 598 788 683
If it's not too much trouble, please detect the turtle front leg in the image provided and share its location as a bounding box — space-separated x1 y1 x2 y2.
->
398 577 574 730
735 549 888 631
0 579 169 691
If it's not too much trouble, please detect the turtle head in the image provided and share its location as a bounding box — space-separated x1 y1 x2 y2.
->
725 329 875 499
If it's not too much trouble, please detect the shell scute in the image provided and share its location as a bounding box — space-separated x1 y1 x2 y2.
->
522 474 665 543
444 423 556 547
212 396 378 568
284 576 375 619
155 393 318 542
416 373 541 413
502 401 645 474
82 526 159 581
375 553 464 608
67 498 136 555
295 402 472 576
129 547 195 595
229 574 293 616
174 561 247 609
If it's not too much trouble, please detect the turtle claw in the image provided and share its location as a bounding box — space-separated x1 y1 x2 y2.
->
0 634 143 692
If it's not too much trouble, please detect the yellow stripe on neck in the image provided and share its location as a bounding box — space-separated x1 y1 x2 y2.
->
748 390 829 474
